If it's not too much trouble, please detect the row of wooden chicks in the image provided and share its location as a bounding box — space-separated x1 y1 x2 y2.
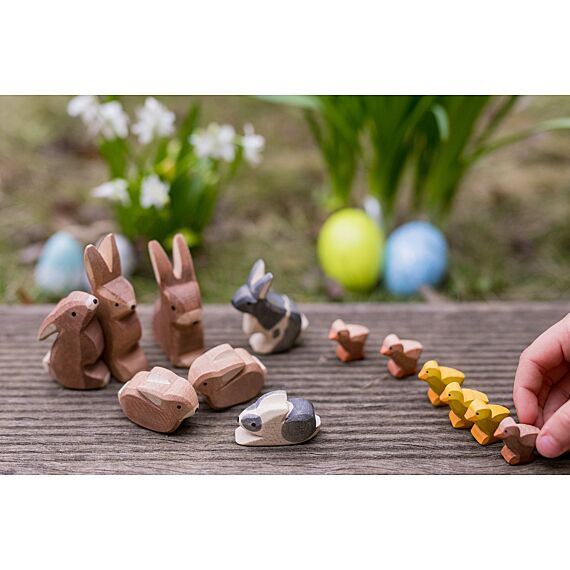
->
37 233 320 447
329 320 540 466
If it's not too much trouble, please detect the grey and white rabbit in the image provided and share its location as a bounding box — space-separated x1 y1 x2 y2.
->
231 259 309 354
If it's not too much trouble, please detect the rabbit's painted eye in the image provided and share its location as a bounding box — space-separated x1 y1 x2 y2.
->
177 405 181 409
71 311 76 317
93 299 97 304
171 305 176 311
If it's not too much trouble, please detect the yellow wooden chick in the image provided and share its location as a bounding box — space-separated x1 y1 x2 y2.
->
417 360 465 407
464 399 510 446
439 382 489 429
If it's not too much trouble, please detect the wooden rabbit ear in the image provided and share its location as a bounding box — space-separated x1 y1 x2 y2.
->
84 244 113 288
97 234 122 278
247 259 266 286
148 240 174 287
253 272 273 299
172 233 196 282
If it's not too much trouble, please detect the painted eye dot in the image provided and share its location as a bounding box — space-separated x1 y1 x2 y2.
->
203 382 207 386
93 299 97 304
177 405 181 409
171 305 176 311
476 412 479 415
71 311 76 317
237 417 240 423
192 321 199 325
251 422 256 427
115 303 119 307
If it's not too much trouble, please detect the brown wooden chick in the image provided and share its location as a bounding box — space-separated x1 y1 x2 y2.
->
380 333 423 378
494 417 540 465
328 319 369 362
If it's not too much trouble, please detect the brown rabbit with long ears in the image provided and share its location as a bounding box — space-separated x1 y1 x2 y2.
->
84 233 147 382
148 233 204 367
38 291 110 389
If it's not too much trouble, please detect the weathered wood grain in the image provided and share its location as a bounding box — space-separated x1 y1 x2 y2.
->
1 303 570 474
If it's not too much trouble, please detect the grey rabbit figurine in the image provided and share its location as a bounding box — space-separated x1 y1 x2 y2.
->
231 259 309 354
235 390 321 446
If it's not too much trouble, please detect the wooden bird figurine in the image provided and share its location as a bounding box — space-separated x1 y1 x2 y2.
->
84 233 147 382
464 399 511 446
235 390 321 447
328 319 369 362
380 333 423 378
38 291 110 389
189 343 266 409
148 233 204 368
494 417 539 465
439 382 489 429
118 366 199 433
417 360 465 406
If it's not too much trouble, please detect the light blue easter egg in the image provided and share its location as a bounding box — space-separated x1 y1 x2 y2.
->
34 231 84 296
384 221 448 296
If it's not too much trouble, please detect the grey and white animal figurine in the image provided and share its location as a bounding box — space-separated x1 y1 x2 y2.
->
235 390 321 446
231 259 309 354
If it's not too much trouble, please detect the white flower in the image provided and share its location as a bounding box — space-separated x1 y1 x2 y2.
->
132 97 176 144
140 175 169 209
95 101 129 139
241 123 265 165
91 179 130 205
67 96 99 123
190 123 236 162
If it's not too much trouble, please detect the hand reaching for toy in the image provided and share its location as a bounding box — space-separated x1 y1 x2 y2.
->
513 313 570 458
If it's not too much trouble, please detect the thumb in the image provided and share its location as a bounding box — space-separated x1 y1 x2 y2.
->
537 399 570 458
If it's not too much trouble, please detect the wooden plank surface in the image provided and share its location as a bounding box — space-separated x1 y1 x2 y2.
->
1 302 570 474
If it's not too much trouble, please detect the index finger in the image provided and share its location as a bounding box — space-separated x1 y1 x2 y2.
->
513 313 570 425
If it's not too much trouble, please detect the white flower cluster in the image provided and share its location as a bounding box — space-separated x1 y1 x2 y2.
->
68 96 175 144
190 122 265 166
92 175 169 210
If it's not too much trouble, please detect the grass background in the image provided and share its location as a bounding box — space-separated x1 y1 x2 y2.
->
1 95 570 304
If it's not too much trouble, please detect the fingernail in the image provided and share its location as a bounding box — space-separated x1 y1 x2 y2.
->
537 434 562 458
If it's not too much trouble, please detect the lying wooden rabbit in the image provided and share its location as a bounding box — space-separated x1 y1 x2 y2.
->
235 390 321 447
118 366 199 433
84 233 147 382
38 291 110 389
148 234 204 367
189 344 266 409
231 259 309 354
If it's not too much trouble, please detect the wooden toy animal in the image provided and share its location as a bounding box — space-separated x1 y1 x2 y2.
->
38 291 110 390
494 417 540 465
328 319 369 362
148 233 204 367
84 233 147 382
118 366 199 433
231 259 309 354
380 333 423 378
439 382 489 429
464 399 511 446
235 390 321 447
189 343 266 409
417 360 465 406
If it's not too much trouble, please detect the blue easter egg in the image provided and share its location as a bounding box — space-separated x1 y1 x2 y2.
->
384 221 448 296
34 232 84 296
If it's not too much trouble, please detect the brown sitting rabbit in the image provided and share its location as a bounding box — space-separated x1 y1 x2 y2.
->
37 291 110 389
148 233 204 367
84 233 148 382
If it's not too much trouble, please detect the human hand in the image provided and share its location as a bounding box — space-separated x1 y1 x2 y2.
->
513 313 570 458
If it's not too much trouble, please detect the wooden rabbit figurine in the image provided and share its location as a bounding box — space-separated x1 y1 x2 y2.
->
231 259 309 354
148 233 204 367
84 233 147 382
235 390 321 447
189 344 266 409
118 366 199 433
380 333 423 378
494 417 539 465
328 319 369 362
38 291 110 389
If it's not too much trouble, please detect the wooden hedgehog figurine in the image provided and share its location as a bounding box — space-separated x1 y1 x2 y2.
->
189 343 266 409
38 291 110 390
235 390 321 447
148 233 204 367
231 259 309 354
328 319 369 362
494 417 539 465
380 333 423 378
84 233 147 382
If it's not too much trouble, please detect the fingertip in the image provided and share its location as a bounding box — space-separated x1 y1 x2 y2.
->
537 433 563 458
